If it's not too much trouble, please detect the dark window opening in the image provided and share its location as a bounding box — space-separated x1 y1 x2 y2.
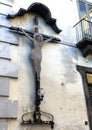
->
86 73 92 110
77 65 92 130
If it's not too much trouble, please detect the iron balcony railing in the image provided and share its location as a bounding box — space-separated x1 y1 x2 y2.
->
74 19 92 43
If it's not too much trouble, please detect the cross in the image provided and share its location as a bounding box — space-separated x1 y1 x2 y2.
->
9 17 61 43
34 16 39 33
8 16 60 129
19 15 60 108
9 16 61 81
9 15 61 99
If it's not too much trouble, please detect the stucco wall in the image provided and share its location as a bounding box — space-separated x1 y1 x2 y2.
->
0 0 92 130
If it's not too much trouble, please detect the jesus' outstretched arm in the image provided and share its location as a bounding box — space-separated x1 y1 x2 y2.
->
20 28 34 41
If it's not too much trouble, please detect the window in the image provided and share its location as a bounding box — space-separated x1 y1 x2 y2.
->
88 4 92 22
78 0 92 21
77 0 92 40
79 1 87 20
86 73 92 109
74 0 92 57
77 65 92 130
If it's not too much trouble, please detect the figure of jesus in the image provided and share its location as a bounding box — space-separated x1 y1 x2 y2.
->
21 28 54 81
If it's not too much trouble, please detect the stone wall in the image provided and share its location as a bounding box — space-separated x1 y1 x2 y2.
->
0 0 91 130
0 1 18 130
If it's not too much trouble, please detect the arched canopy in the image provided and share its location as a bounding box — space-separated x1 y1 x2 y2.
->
7 2 62 33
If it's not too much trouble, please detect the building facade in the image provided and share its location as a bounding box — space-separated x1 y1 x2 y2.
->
0 0 92 130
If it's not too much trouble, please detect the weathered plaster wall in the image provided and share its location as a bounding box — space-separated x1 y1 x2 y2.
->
0 0 92 130
0 0 18 130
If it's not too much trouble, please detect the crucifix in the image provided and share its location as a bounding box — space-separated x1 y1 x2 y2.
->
8 16 61 129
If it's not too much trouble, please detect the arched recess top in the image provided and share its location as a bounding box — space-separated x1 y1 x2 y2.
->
7 2 62 33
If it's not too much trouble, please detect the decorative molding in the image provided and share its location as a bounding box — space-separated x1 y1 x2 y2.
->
0 2 12 7
0 40 18 45
77 65 92 73
0 13 7 16
0 24 10 29
0 0 12 7
7 8 26 18
7 2 62 33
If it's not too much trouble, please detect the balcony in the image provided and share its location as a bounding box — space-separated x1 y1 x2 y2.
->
74 19 92 57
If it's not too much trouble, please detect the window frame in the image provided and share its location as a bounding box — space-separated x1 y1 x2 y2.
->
77 65 92 130
77 0 92 21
